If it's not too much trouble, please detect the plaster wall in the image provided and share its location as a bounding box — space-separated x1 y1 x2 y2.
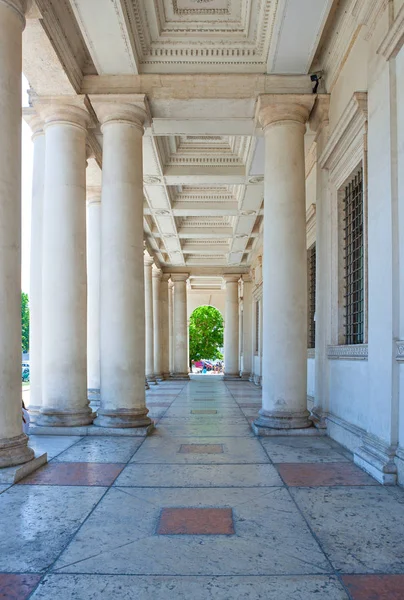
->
187 291 226 320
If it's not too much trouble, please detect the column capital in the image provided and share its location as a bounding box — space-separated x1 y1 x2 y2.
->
0 0 28 25
171 273 189 283
22 107 44 140
161 273 171 282
242 274 253 284
152 267 162 280
35 96 93 131
308 94 330 135
89 94 150 132
223 274 240 284
87 186 101 206
256 94 315 131
144 254 154 268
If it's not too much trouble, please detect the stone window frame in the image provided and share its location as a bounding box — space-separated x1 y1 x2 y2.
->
319 92 369 360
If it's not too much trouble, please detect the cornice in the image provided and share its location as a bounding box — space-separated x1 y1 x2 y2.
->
223 274 241 284
378 3 404 59
319 92 367 170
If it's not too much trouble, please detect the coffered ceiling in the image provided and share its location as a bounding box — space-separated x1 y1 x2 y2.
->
25 0 336 274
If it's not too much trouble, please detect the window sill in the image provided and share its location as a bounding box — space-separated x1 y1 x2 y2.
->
327 344 368 361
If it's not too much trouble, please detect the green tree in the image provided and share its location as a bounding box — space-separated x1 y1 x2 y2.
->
21 292 30 353
189 305 224 364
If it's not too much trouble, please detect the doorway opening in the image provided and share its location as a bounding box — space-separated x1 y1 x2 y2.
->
189 305 224 376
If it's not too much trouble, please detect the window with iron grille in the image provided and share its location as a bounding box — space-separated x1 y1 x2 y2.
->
255 301 260 353
307 244 316 348
343 168 364 345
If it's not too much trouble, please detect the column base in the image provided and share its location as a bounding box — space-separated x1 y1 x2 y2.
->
170 373 190 380
145 380 150 390
93 408 152 428
310 406 328 430
354 434 397 485
223 373 241 381
163 372 171 380
36 407 95 427
254 408 312 431
26 405 41 423
87 388 100 403
240 371 251 381
146 376 158 385
0 433 35 469
155 373 164 382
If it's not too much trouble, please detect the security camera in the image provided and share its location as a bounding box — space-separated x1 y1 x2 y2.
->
310 71 323 93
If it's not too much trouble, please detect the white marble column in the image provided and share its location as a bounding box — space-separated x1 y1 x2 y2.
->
241 275 253 379
144 255 157 384
171 274 189 379
86 187 101 402
168 280 174 375
160 274 170 378
0 0 34 467
152 268 163 381
255 95 314 430
91 99 151 428
23 110 45 417
37 99 92 427
224 275 240 379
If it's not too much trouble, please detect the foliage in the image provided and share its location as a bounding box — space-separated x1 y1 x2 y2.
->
189 305 224 364
21 292 30 353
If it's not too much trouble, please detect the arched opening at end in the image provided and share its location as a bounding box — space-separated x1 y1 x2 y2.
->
189 305 224 375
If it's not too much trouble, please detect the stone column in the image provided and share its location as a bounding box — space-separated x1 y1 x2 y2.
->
254 95 314 431
23 110 45 417
160 274 170 378
144 255 157 384
171 274 189 379
0 0 35 467
241 275 253 379
223 275 240 379
90 98 151 428
86 187 101 402
152 268 163 381
168 280 174 375
37 99 92 427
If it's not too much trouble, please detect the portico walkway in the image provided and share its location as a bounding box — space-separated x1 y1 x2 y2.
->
1 379 404 599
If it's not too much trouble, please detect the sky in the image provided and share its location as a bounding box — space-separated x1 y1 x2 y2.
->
22 74 33 294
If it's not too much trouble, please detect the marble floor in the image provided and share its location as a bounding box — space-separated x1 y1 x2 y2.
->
1 378 404 599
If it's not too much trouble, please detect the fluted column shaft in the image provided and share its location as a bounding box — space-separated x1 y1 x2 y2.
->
38 100 92 427
144 256 156 383
172 274 189 378
86 188 101 401
224 275 240 378
0 0 34 467
91 100 151 428
255 95 314 430
160 274 170 378
152 269 163 380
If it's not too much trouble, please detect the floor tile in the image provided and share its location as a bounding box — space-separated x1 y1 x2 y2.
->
157 507 234 535
114 462 283 487
157 418 253 437
0 484 11 494
52 486 330 575
341 574 404 599
31 574 349 600
261 437 350 464
190 409 218 415
129 435 269 464
52 437 143 463
28 435 82 460
0 485 105 572
278 462 378 486
179 444 224 454
0 574 42 599
18 462 124 486
291 486 404 573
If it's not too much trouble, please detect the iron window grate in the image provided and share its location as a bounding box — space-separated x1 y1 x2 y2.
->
343 168 364 345
308 243 316 349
